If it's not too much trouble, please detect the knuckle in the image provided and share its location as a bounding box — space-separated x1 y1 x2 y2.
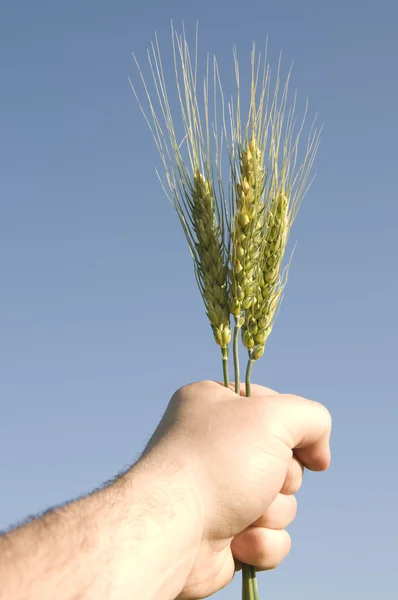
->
256 537 273 566
322 404 333 428
278 392 304 403
250 383 279 396
173 383 193 398
287 494 298 519
200 379 219 388
178 380 216 397
281 531 292 560
312 401 332 432
282 466 303 494
197 379 222 395
282 479 300 495
259 531 291 570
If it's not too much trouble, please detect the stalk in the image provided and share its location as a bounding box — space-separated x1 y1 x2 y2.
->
245 358 255 397
242 355 258 599
233 317 241 393
242 564 257 600
222 347 229 388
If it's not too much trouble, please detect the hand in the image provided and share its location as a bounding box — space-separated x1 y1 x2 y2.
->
141 380 332 599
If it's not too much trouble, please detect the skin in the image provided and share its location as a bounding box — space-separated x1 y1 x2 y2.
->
0 381 331 600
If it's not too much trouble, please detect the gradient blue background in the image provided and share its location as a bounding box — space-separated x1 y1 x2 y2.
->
1 1 397 598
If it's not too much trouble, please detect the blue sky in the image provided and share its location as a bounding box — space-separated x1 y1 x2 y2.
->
1 1 397 598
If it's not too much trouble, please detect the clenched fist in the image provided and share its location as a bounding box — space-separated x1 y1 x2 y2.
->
139 381 332 599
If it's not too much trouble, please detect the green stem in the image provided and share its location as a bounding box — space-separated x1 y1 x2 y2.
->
251 565 259 598
242 564 251 600
242 356 259 600
221 347 229 388
242 564 257 600
233 317 241 394
232 324 258 597
245 357 255 397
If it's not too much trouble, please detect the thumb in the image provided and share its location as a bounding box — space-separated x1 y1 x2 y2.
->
252 393 332 471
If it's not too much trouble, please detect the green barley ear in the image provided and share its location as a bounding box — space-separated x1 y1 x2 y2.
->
232 46 321 386
130 25 232 383
242 190 289 359
192 169 231 349
242 95 322 364
229 136 265 318
228 45 275 392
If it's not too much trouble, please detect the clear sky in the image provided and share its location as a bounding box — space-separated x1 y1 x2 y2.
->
1 1 397 598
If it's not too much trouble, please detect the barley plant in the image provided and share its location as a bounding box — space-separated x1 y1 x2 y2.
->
131 24 320 600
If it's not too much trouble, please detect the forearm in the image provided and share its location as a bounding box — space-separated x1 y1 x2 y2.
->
0 456 202 600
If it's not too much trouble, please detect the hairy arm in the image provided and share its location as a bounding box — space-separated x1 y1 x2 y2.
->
0 457 202 600
0 381 331 600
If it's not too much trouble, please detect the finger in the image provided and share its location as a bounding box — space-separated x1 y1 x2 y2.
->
252 494 297 530
239 382 280 397
280 456 304 495
216 381 279 397
234 558 243 572
231 527 291 571
254 394 332 471
294 426 332 471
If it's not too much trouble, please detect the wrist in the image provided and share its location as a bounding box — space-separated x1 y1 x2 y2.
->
118 451 204 600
